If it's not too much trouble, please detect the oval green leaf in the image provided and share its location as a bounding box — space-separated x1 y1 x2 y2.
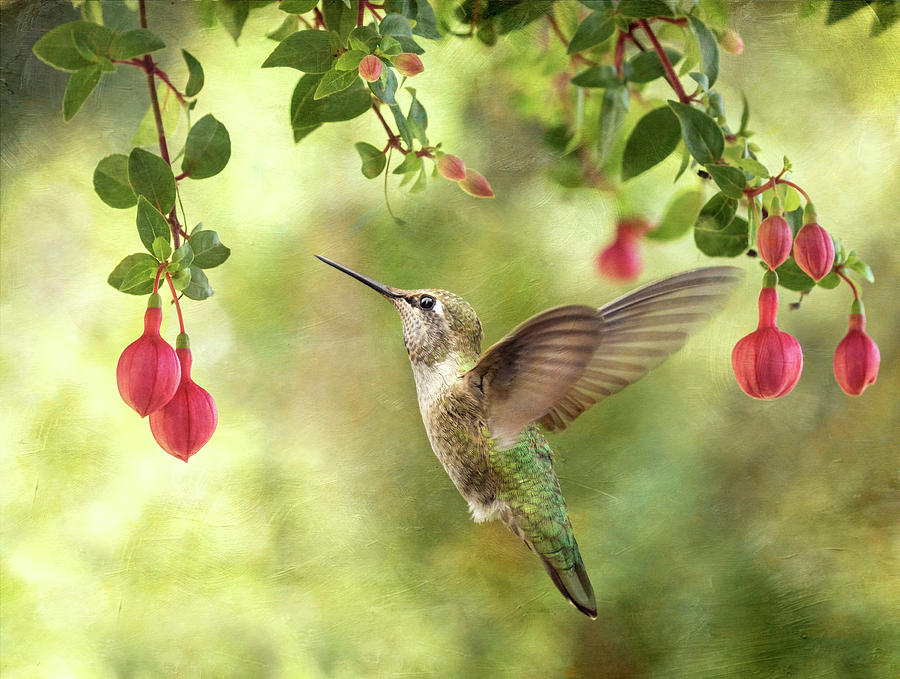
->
32 21 113 72
622 106 681 180
182 49 204 97
109 29 165 60
136 196 172 254
188 230 231 269
695 215 748 257
262 30 336 72
706 164 746 199
108 252 160 295
183 265 214 300
355 142 387 179
93 154 136 208
668 100 724 165
647 189 704 242
182 114 231 179
62 64 101 121
128 148 175 213
686 15 718 88
626 48 681 84
567 12 615 54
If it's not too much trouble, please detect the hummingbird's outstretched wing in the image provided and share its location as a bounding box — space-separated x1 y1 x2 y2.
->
466 267 742 446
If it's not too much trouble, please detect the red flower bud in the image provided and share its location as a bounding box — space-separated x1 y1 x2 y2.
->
149 335 218 462
719 29 744 55
756 215 793 270
358 54 383 83
458 169 494 198
437 154 467 181
393 53 424 77
596 235 642 282
833 309 880 396
731 285 803 400
117 293 181 417
793 222 834 281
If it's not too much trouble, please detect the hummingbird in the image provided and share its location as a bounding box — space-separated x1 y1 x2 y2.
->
317 255 741 618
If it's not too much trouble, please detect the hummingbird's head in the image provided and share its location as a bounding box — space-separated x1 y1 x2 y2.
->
316 256 483 365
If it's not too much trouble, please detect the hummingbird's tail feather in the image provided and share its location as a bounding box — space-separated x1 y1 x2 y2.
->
540 551 597 620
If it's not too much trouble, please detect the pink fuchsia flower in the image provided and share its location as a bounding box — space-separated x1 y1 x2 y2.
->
437 154 466 181
596 218 651 282
719 29 744 55
393 53 424 77
793 221 835 282
458 169 494 198
756 215 793 270
149 334 218 462
358 55 383 83
833 302 880 396
116 293 181 417
731 277 803 400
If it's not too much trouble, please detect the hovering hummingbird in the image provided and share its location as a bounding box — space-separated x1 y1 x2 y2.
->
317 255 741 618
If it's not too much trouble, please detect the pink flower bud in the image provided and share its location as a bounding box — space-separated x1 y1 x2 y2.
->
731 285 803 400
393 53 424 77
117 293 181 417
793 222 834 281
756 215 793 270
458 169 494 198
149 335 218 462
719 29 744 55
358 54 383 83
833 309 880 396
595 219 650 282
437 154 467 181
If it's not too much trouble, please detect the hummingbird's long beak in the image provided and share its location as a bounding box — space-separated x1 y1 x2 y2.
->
315 255 404 299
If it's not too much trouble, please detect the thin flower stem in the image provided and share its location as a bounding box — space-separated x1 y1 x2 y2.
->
656 17 688 26
164 272 186 334
614 31 626 77
636 19 689 103
154 263 166 294
744 176 811 203
546 14 568 46
835 268 860 300
357 0 365 26
777 179 812 203
138 0 180 249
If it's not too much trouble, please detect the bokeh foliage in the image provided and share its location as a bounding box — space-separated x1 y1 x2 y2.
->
1 1 898 677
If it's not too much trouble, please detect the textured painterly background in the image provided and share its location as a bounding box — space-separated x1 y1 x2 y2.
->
1 1 898 677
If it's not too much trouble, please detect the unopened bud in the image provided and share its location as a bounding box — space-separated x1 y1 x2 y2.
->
793 221 835 281
757 215 793 270
393 53 424 77
719 29 744 55
833 306 880 396
358 54 383 83
458 169 494 198
437 154 467 181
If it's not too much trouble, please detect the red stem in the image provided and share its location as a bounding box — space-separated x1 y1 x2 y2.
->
153 263 166 294
777 179 811 203
744 176 811 203
164 273 186 334
357 0 365 26
637 19 689 103
546 14 568 46
835 268 859 300
138 0 180 250
372 101 408 152
313 6 325 28
656 17 688 26
614 31 626 77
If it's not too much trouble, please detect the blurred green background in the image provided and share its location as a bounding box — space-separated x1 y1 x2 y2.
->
1 1 898 677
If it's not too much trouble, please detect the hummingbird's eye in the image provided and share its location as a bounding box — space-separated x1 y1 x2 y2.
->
419 295 436 310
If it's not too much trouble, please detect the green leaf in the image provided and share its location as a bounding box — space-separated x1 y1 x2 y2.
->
182 114 231 179
324 0 358 45
739 91 750 135
621 106 681 180
774 257 815 292
380 12 424 54
32 21 113 71
625 48 681 83
182 50 204 97
62 64 101 121
314 68 359 99
183 265 214 300
262 30 337 72
128 148 176 213
706 164 746 199
152 236 172 261
392 152 422 175
695 214 748 257
409 165 427 193
171 242 194 271
79 0 104 25
674 144 691 182
389 103 414 147
696 192 737 231
370 68 398 104
109 29 165 60
188 230 231 269
131 85 181 148
108 253 160 295
735 157 769 178
93 154 136 209
136 196 172 254
571 65 621 88
817 270 841 289
170 267 192 292
290 74 371 142
845 251 875 283
689 72 709 91
407 0 442 40
334 50 368 71
617 0 676 18
217 0 250 43
407 88 428 145
871 0 900 36
668 100 724 165
826 0 869 24
379 35 403 56
567 12 615 54
598 86 628 164
349 25 381 52
686 14 718 88
647 189 703 241
280 0 319 11
776 182 802 212
267 14 300 41
355 142 387 178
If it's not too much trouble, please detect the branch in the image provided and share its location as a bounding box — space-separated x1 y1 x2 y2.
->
636 19 689 104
